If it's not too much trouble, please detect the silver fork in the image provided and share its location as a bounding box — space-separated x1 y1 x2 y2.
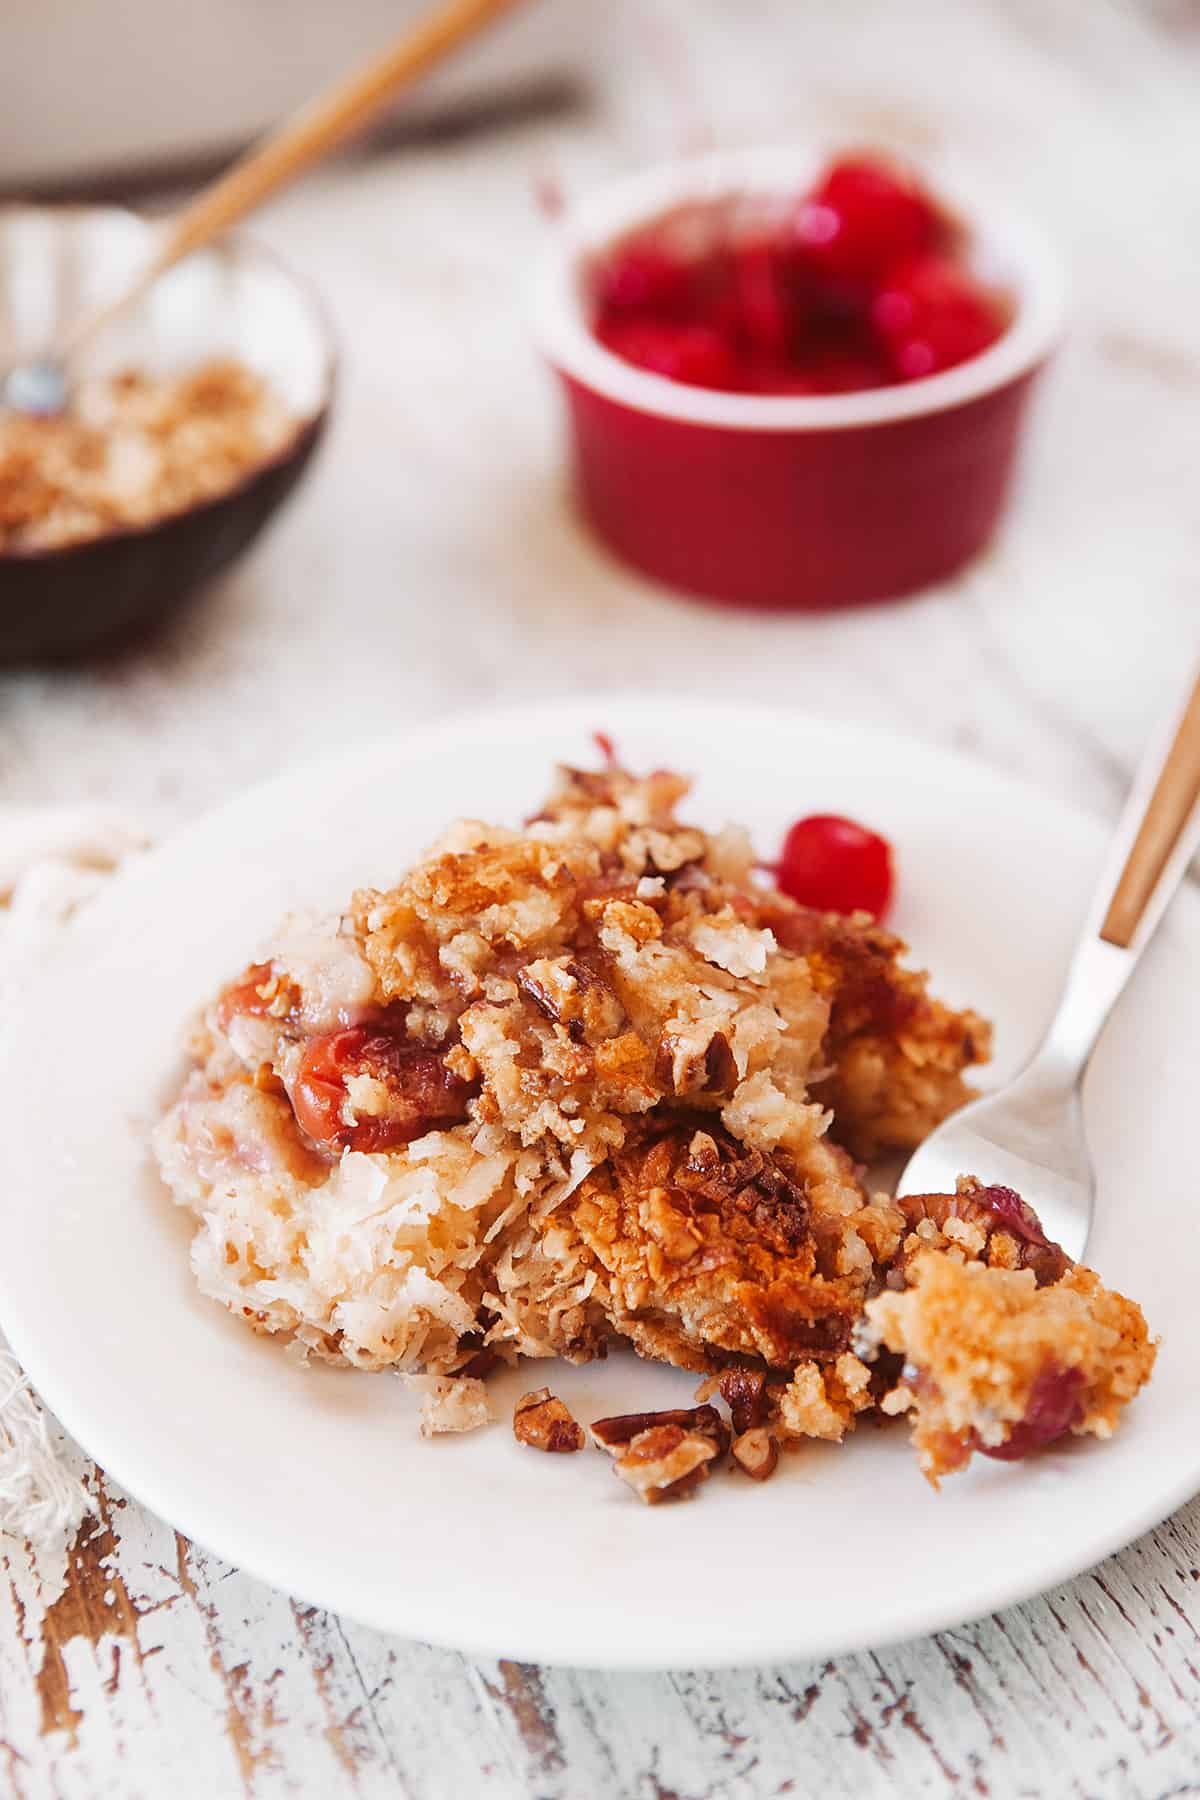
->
897 669 1200 1261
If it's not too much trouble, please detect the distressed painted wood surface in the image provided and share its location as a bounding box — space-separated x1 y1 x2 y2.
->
3 1 1200 1793
6 1428 1200 1798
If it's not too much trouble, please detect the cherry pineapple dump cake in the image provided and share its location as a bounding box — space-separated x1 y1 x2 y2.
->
155 759 1154 1494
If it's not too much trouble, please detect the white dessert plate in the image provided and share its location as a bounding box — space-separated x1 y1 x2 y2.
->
1 695 1196 1670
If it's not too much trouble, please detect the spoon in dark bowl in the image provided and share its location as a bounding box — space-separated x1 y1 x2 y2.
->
1 0 523 417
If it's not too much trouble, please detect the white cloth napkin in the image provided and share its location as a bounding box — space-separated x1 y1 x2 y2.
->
0 806 148 1546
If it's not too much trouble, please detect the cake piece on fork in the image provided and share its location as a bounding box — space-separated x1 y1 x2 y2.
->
860 1178 1156 1483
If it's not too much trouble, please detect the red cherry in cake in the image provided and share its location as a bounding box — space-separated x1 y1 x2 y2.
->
292 1028 475 1154
215 961 279 1031
976 1184 1057 1252
776 814 895 920
979 1363 1087 1461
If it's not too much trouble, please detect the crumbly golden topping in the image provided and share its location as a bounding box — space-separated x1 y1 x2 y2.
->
155 761 985 1384
0 361 298 550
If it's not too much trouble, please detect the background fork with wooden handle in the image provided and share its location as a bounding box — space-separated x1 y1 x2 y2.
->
897 668 1200 1260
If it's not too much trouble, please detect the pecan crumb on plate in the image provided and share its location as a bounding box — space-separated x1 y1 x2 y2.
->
608 1424 717 1505
731 1427 780 1482
512 1389 585 1453
590 1404 730 1460
591 1405 728 1504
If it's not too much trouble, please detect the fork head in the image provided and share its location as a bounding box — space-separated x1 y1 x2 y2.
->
894 1069 1094 1263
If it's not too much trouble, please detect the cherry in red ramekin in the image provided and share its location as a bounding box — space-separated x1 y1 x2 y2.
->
535 149 1065 613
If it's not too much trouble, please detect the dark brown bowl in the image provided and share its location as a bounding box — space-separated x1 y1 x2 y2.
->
0 207 337 662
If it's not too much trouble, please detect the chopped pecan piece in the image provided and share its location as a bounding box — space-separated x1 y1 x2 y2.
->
718 1368 769 1434
516 958 588 1030
590 1404 729 1460
610 1424 717 1504
893 1180 1071 1288
512 1388 585 1453
655 1029 737 1098
731 1427 779 1482
702 1032 738 1092
643 1187 703 1263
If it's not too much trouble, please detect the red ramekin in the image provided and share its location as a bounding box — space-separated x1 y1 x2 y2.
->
536 148 1066 612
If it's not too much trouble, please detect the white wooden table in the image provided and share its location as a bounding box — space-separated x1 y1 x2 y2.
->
3 3 1199 1792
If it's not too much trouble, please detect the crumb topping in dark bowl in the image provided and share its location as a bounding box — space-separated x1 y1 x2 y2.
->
0 206 336 662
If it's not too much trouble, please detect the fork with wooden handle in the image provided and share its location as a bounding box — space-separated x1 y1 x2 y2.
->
2 0 525 413
897 667 1200 1261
